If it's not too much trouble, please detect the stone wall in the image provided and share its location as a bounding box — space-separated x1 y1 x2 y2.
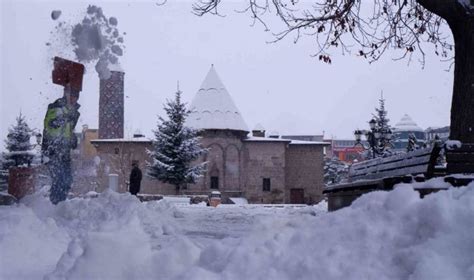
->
90 132 326 205
242 141 287 203
285 144 325 204
186 130 246 200
92 141 171 194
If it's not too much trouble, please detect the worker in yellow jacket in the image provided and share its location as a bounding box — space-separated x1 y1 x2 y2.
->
42 57 83 204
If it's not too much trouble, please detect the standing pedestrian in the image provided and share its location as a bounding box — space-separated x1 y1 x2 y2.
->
129 160 142 196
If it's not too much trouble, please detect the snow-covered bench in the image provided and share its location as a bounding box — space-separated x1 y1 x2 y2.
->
324 142 474 211
324 144 443 211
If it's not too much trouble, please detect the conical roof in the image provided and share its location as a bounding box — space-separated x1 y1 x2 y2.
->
186 65 249 132
394 114 424 132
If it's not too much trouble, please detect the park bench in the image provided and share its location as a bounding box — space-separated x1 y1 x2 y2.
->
324 142 474 211
324 144 444 211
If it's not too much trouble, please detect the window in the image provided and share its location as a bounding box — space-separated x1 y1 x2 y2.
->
210 176 219 189
263 178 271 192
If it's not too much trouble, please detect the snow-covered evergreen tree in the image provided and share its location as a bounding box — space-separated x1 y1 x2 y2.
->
3 113 35 168
0 113 35 191
359 94 393 159
324 157 349 185
372 95 392 150
147 89 207 194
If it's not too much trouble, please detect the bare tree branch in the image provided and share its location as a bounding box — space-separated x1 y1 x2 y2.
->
191 0 454 64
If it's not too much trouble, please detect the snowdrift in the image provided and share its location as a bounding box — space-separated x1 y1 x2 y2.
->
1 183 473 280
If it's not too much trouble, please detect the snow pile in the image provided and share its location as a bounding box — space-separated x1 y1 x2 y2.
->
1 183 473 279
0 190 177 279
211 186 474 280
445 140 462 150
398 177 452 190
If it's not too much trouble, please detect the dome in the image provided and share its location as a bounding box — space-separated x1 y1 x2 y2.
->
393 114 424 132
185 65 249 132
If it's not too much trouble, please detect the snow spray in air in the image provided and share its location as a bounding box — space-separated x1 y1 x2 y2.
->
50 5 125 80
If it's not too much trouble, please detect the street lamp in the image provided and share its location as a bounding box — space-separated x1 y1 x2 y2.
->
354 120 393 159
369 119 376 129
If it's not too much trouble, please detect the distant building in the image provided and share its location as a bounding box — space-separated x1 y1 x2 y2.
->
281 135 324 142
426 126 450 142
91 66 328 204
325 139 365 163
392 114 426 151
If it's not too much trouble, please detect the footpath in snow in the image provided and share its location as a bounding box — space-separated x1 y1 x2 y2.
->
1 183 473 280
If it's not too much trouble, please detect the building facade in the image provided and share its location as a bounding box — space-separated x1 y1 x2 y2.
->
91 66 327 204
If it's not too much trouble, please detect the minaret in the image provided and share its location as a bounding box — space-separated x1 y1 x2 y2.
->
99 63 124 139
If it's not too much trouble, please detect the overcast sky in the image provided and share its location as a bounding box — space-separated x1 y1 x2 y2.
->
1 0 454 151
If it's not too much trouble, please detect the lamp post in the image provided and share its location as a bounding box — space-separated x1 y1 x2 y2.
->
354 119 393 159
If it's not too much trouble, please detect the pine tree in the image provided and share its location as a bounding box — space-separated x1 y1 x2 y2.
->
373 95 390 135
371 94 393 155
3 113 34 168
324 157 349 185
147 89 207 194
0 113 35 191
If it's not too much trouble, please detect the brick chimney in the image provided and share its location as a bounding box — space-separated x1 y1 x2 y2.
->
252 123 265 137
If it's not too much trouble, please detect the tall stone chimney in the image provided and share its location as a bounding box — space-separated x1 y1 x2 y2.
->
99 65 124 139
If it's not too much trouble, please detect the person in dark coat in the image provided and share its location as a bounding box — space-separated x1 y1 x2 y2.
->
129 161 142 196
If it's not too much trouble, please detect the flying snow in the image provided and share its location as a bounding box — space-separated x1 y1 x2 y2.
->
48 5 125 80
51 10 62 20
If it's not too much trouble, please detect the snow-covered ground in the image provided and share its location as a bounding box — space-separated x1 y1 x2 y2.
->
1 183 473 280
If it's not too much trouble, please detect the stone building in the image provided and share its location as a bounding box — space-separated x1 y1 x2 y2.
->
91 66 328 204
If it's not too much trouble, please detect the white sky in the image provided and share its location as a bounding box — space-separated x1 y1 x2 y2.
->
0 0 453 151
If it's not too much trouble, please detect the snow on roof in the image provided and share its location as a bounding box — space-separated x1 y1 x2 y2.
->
289 140 330 145
244 136 328 145
244 136 291 143
393 114 424 132
185 65 249 132
91 137 152 143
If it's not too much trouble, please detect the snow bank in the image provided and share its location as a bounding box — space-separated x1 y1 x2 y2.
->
0 190 177 279
1 183 473 279
210 185 474 280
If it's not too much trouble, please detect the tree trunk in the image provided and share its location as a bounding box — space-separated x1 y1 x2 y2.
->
448 16 474 143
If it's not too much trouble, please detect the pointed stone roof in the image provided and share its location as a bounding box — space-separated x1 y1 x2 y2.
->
186 65 249 132
394 114 424 132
